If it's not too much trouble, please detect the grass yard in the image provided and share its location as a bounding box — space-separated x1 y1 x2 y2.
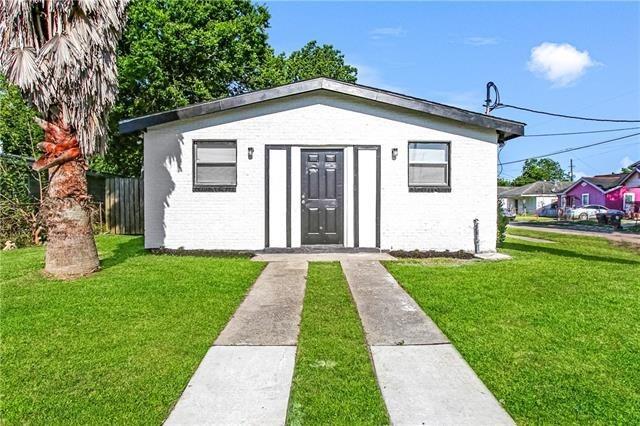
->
385 229 640 424
0 236 265 424
287 262 388 425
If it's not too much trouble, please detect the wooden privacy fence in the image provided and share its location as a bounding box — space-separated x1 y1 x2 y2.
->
105 177 144 235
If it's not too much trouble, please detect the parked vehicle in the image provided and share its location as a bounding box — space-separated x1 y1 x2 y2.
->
536 203 558 218
566 204 608 220
605 209 625 218
501 208 516 220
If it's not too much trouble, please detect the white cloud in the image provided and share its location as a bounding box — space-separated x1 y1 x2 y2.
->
527 42 599 87
621 155 633 169
353 63 408 94
464 36 499 46
369 26 406 40
573 170 588 180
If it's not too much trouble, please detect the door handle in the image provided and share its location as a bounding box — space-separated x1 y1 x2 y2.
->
301 200 305 205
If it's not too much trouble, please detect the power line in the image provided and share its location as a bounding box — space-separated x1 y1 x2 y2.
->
579 141 640 159
523 126 640 137
495 104 640 123
501 132 640 165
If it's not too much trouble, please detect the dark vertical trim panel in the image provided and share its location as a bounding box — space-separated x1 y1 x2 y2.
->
353 147 359 248
286 146 291 248
376 146 381 248
264 147 270 248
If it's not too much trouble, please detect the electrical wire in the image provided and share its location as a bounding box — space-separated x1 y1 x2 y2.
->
497 142 505 176
501 132 640 165
495 104 640 123
523 126 640 137
579 141 640 159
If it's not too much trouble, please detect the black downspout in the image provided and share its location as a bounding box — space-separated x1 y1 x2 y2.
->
473 218 480 254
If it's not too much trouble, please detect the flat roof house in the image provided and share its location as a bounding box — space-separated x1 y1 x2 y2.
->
119 78 525 253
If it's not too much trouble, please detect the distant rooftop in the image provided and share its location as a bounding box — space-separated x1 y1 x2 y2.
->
583 174 628 191
498 180 572 197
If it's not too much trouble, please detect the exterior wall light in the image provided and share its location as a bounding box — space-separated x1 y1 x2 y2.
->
248 147 254 160
392 147 398 160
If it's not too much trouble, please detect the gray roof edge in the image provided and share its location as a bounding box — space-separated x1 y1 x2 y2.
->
118 77 526 137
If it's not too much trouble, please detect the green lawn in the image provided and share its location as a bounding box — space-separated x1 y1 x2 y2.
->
385 229 640 424
0 236 265 424
287 262 389 425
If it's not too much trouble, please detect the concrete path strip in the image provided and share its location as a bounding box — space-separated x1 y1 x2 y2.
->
341 260 448 345
166 261 307 425
215 261 307 346
372 345 514 425
509 223 640 247
164 346 296 426
343 260 514 425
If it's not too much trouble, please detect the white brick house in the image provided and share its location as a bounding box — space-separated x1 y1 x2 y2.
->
119 78 524 253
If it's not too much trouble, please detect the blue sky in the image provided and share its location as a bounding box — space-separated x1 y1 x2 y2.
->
265 1 640 180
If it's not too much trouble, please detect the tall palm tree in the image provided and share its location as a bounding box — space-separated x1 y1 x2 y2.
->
1 0 129 277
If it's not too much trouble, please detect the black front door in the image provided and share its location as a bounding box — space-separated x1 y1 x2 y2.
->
301 150 344 245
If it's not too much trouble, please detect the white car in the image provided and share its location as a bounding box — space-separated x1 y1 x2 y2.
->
566 204 608 220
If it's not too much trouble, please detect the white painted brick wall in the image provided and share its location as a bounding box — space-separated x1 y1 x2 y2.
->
144 92 498 252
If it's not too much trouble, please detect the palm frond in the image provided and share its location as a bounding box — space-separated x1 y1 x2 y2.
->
0 0 130 157
5 47 39 91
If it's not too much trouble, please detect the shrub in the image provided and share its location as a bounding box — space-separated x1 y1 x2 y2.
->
0 156 44 247
497 200 508 247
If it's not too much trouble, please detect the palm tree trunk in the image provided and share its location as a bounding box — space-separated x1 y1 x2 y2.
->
34 120 99 278
43 160 99 277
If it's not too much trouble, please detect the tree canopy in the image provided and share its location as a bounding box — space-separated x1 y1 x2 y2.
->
512 158 568 186
0 76 42 158
91 1 358 176
255 41 357 88
497 177 512 187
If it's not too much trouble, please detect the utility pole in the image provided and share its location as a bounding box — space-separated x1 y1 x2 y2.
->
569 159 574 181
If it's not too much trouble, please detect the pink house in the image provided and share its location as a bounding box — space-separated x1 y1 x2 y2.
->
559 162 640 217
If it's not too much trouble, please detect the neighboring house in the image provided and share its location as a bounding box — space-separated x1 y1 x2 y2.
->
119 78 525 252
499 180 571 215
559 162 640 214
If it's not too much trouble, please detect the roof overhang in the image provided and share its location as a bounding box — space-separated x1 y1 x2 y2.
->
118 78 526 139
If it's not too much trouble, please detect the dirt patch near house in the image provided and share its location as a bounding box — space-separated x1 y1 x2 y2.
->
148 248 254 258
389 249 475 260
391 258 475 267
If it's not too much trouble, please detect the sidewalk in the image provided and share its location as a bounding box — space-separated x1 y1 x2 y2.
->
509 223 640 247
342 260 514 425
165 261 307 425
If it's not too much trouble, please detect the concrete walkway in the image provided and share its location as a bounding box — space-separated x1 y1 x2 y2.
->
342 260 514 425
165 261 307 425
510 223 640 247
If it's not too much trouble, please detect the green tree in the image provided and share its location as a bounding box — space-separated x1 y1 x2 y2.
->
0 75 44 204
94 0 271 177
0 76 42 158
497 177 511 187
96 2 359 177
255 41 358 88
0 77 46 247
512 158 568 186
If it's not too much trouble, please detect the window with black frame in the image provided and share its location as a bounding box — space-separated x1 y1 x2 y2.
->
193 140 237 191
408 142 450 191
